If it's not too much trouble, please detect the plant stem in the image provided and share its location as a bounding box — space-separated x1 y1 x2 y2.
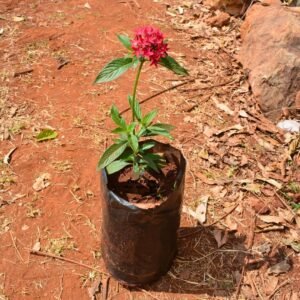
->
132 60 144 121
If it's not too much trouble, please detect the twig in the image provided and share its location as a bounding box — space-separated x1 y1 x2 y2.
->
13 69 33 77
235 264 245 300
267 279 289 300
139 289 161 300
58 274 64 300
120 79 195 115
102 276 110 300
10 232 24 262
57 60 69 70
30 250 108 274
180 78 237 93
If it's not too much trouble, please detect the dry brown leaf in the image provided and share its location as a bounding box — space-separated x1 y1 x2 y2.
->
288 136 300 157
182 196 209 224
256 225 285 232
239 110 250 118
253 242 272 256
256 177 282 190
213 229 228 248
256 137 275 151
242 183 261 194
257 215 285 225
195 172 216 185
268 260 291 275
213 98 234 115
198 148 209 160
195 196 209 224
277 208 295 224
224 215 237 231
214 124 243 136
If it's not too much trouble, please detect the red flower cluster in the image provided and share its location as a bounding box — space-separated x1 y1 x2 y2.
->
131 26 168 66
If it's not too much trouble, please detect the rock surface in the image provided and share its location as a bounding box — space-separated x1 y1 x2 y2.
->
203 0 248 15
239 2 300 120
206 11 231 27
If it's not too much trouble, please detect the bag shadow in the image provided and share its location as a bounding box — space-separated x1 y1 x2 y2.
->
140 226 247 297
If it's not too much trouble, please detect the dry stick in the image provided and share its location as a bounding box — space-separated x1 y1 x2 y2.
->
10 231 24 262
30 250 108 274
102 276 110 300
139 289 161 300
58 274 64 300
119 79 195 115
178 204 239 238
13 69 33 77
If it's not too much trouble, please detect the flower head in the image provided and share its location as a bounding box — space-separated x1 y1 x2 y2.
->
131 26 168 66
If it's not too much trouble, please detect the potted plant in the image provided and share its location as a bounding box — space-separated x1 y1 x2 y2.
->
95 26 188 286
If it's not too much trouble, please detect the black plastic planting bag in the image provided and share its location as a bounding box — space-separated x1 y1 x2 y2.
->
100 141 186 285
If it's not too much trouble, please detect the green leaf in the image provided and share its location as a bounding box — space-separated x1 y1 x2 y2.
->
128 95 142 121
111 127 126 134
36 129 58 142
117 34 132 50
141 153 164 173
142 110 157 127
137 127 147 138
111 105 126 128
147 123 174 139
159 55 189 76
94 57 135 83
97 142 128 170
128 134 139 153
126 122 137 134
106 160 131 175
140 141 156 151
151 123 175 132
146 126 173 139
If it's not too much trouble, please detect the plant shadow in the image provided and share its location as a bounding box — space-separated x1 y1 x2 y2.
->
143 226 247 297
